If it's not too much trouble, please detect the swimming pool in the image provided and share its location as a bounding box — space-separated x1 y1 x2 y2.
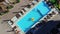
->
16 1 51 32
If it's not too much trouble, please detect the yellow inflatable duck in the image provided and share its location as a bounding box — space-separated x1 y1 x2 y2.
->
31 17 35 21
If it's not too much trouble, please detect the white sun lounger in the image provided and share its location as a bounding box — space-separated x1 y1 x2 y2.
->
8 21 12 26
18 13 22 16
11 16 18 22
49 6 51 8
29 3 34 7
24 7 29 11
21 10 25 14
51 8 58 15
32 1 37 4
8 21 16 28
44 1 47 3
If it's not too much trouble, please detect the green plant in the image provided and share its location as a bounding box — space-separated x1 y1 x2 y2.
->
54 3 58 8
0 10 9 16
50 0 56 4
16 0 20 3
7 5 13 9
49 0 60 11
58 4 60 10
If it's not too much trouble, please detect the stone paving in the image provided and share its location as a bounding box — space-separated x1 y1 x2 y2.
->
0 0 60 34
0 0 31 34
0 14 60 34
51 14 60 20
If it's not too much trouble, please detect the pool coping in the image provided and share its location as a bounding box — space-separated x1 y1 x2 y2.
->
16 0 50 32
7 0 58 34
16 0 43 32
31 8 58 28
8 0 43 34
16 0 45 33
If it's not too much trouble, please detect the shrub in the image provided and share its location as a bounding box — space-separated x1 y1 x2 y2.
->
16 0 20 3
7 5 13 9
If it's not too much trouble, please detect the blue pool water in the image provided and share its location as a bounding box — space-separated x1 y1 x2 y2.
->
16 1 51 32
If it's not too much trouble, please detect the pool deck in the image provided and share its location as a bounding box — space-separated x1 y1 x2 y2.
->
51 14 60 20
31 8 58 28
0 0 31 34
0 14 60 34
0 0 60 34
9 0 41 34
15 0 51 33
